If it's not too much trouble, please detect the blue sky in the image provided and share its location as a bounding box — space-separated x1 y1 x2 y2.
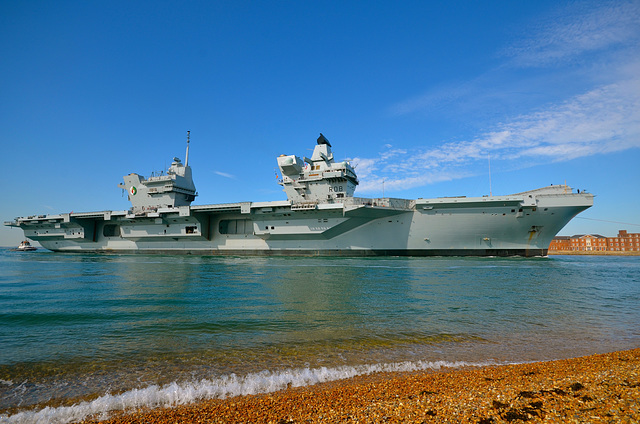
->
1 0 639 246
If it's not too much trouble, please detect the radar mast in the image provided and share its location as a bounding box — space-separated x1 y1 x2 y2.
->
185 130 191 167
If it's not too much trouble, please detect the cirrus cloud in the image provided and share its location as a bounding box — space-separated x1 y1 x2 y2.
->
358 1 640 194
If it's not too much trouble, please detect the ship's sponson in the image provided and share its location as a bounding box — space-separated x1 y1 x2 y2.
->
6 185 593 257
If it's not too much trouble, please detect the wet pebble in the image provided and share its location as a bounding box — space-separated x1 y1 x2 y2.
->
81 349 640 424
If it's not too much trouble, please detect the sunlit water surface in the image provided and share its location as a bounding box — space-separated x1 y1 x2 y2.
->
1 250 638 423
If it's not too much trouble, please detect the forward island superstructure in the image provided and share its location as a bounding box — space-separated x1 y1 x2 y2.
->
5 133 593 256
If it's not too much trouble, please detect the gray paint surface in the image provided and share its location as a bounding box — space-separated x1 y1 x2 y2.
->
5 135 593 256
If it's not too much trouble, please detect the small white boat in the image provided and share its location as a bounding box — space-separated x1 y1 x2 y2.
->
16 240 37 251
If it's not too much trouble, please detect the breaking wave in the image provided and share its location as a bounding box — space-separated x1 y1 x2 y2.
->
0 359 501 424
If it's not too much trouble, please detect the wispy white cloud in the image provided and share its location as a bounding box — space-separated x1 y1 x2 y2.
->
498 76 640 159
358 72 640 193
502 0 640 68
388 81 475 117
214 171 236 179
363 1 640 194
391 1 640 118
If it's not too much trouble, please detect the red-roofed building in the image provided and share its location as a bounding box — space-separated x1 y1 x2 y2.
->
548 236 571 251
609 230 640 252
549 230 640 252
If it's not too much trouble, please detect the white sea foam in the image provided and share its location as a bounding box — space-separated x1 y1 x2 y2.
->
0 359 499 424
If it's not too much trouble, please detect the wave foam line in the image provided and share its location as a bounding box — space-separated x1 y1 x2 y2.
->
0 359 501 424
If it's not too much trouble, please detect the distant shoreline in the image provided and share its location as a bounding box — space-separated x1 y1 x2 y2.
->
549 250 640 256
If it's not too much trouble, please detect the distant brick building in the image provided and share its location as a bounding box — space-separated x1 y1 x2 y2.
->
570 234 608 252
549 230 640 252
608 230 640 252
549 236 571 251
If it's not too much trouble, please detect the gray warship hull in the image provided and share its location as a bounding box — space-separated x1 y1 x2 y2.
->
5 133 593 256
6 188 592 257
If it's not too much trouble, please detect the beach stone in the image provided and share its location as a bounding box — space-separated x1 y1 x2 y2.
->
80 349 640 424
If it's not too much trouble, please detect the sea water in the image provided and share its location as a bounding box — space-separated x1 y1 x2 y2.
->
1 250 638 423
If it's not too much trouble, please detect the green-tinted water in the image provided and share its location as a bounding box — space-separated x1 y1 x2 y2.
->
1 251 638 422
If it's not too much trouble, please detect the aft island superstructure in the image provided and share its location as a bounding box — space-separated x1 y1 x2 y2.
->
5 133 594 256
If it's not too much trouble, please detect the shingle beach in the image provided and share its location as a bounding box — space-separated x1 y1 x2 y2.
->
82 348 639 423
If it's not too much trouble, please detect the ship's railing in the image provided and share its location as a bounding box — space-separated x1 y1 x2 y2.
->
341 197 414 210
291 201 318 211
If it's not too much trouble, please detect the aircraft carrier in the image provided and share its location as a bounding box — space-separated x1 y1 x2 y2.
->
5 133 594 256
